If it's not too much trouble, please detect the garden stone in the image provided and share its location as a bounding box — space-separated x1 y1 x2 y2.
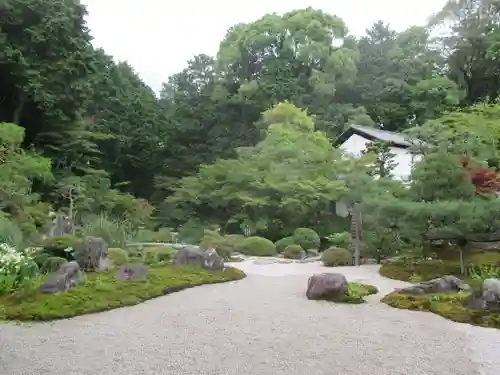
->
306 249 319 257
174 246 204 266
75 236 109 272
295 250 307 260
173 246 225 271
116 263 149 281
203 249 224 271
396 275 472 295
483 278 500 300
306 273 348 300
40 261 85 293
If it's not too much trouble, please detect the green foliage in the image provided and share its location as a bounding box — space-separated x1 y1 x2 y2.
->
326 232 351 249
382 291 500 329
275 236 295 253
321 247 352 267
238 236 277 256
282 244 304 259
0 266 246 321
468 265 500 283
134 228 174 243
292 228 320 250
108 248 129 267
379 260 462 282
41 236 82 261
178 219 206 244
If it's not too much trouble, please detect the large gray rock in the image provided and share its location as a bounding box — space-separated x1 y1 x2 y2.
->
203 249 224 271
397 275 472 295
173 246 224 271
75 236 109 272
306 273 348 300
116 263 149 281
465 278 500 311
483 278 500 300
306 249 319 258
40 261 85 293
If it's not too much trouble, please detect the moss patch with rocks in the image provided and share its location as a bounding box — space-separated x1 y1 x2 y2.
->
382 291 500 329
317 283 378 304
0 265 246 321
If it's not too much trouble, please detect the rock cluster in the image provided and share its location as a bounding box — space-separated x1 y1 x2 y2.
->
40 261 85 293
173 246 224 271
396 275 472 295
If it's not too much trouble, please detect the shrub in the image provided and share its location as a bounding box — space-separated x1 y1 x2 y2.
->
108 248 129 267
0 216 23 248
178 220 206 244
41 236 82 261
216 234 244 260
142 246 174 265
40 256 67 273
0 244 39 294
382 291 500 329
321 247 352 266
282 244 304 259
293 228 320 250
326 231 351 249
238 236 276 256
0 265 246 321
134 228 174 243
80 214 132 248
275 236 295 253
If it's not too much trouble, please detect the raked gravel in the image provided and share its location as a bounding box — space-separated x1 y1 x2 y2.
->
1 259 499 375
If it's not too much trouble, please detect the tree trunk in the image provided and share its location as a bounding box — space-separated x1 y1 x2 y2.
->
12 96 25 125
68 188 75 235
459 246 465 275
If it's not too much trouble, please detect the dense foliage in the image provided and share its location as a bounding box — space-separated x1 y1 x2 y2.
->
2 0 500 265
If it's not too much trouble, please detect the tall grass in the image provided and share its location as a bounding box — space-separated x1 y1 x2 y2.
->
0 215 23 248
80 213 135 248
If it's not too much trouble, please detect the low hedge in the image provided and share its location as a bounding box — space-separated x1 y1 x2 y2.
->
0 265 246 321
382 291 500 329
379 260 462 282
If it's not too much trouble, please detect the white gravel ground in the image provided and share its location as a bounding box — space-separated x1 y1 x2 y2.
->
1 259 499 375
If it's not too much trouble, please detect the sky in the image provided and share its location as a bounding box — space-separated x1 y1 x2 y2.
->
81 0 449 93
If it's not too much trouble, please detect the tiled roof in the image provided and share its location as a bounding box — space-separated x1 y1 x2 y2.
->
335 125 413 148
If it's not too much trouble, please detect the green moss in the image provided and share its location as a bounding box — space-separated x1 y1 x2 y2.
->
314 282 378 304
0 265 246 321
382 291 500 329
379 260 462 282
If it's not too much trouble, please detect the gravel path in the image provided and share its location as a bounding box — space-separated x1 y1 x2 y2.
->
1 259 499 375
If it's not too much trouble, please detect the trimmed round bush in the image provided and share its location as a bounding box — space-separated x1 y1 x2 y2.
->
275 236 295 253
327 231 351 249
238 236 276 256
282 244 304 259
321 247 352 266
41 236 82 261
108 248 129 266
293 228 320 250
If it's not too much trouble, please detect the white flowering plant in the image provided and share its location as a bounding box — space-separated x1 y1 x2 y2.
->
0 243 39 295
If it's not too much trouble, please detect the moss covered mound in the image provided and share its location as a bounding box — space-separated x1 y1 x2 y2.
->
0 266 246 321
316 283 378 304
382 291 500 329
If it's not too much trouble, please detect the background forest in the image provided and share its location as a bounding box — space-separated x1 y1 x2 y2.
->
2 0 500 260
